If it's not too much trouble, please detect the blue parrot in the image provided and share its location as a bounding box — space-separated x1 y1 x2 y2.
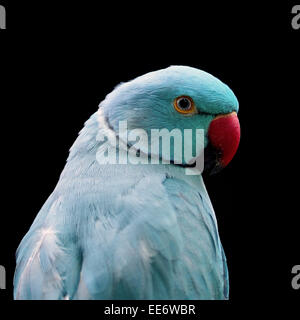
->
14 66 240 300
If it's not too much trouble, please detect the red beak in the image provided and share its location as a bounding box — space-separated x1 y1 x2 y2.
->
208 112 240 168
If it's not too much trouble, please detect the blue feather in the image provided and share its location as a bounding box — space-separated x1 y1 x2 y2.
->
14 66 237 300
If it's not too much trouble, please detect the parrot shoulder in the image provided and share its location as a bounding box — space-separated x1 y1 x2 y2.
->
14 194 82 300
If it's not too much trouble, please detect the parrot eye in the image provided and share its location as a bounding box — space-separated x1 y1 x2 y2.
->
174 96 196 114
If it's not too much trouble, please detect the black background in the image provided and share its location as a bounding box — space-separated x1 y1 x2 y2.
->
0 0 299 317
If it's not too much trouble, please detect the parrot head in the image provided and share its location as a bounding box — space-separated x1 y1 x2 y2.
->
100 65 240 174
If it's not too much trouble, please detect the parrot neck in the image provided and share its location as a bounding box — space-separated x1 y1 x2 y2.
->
60 108 205 184
57 108 216 225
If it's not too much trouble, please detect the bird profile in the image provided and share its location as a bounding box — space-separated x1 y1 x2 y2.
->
14 66 240 300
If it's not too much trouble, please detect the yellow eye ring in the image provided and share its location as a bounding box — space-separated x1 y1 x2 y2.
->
173 96 196 114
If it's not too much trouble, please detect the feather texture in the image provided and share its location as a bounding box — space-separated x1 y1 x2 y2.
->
14 228 64 299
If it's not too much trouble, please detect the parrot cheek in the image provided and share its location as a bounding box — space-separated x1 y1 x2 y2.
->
205 112 240 174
